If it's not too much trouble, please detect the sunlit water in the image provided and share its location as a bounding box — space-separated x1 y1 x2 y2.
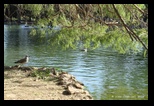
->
4 25 148 100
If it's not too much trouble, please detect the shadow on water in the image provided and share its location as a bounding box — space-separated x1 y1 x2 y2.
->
4 25 148 100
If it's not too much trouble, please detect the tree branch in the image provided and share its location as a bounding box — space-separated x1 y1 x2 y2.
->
133 4 145 15
112 4 148 50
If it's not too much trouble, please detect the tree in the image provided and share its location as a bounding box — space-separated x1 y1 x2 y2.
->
4 4 148 56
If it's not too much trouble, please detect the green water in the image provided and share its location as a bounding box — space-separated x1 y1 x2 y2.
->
4 25 148 100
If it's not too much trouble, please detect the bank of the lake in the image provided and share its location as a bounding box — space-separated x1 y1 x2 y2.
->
4 66 93 100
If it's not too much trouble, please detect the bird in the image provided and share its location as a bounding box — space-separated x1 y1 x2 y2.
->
14 55 29 66
25 22 29 27
80 48 87 52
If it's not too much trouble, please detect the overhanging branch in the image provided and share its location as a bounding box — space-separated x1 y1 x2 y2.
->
112 4 148 50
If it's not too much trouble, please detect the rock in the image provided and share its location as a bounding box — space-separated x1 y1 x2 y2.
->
25 71 32 77
82 95 93 100
59 73 75 81
59 71 68 75
76 81 84 86
50 68 56 75
67 84 84 94
65 83 83 94
74 83 84 89
55 71 93 100
12 65 20 69
19 67 32 71
4 66 12 70
38 67 47 71
31 67 38 70
49 73 57 78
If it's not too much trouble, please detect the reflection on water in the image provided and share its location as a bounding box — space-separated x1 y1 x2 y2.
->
4 25 148 100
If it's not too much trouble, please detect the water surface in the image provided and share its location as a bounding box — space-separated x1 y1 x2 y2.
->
4 25 148 100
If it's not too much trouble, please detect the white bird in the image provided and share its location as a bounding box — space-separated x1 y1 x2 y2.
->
25 22 29 27
80 48 87 52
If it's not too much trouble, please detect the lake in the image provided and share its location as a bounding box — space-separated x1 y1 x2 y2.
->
4 24 148 100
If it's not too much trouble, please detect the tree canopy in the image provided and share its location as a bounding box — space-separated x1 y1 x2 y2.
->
4 4 148 56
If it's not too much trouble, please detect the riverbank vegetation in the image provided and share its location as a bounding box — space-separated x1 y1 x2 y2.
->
4 4 148 57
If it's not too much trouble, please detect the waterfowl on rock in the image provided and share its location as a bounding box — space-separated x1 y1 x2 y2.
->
14 55 29 65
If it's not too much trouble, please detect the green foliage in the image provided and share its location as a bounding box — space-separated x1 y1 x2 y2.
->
24 4 43 17
136 4 146 9
134 28 148 56
101 5 116 18
29 21 147 56
135 29 148 46
4 4 148 56
50 28 80 50
30 69 51 79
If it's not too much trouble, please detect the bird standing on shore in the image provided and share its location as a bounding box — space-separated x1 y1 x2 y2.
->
14 55 29 66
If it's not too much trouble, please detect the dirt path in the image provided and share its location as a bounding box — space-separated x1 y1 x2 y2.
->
4 70 93 100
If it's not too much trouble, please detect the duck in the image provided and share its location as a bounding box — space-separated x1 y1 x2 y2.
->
25 22 29 27
80 48 87 52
